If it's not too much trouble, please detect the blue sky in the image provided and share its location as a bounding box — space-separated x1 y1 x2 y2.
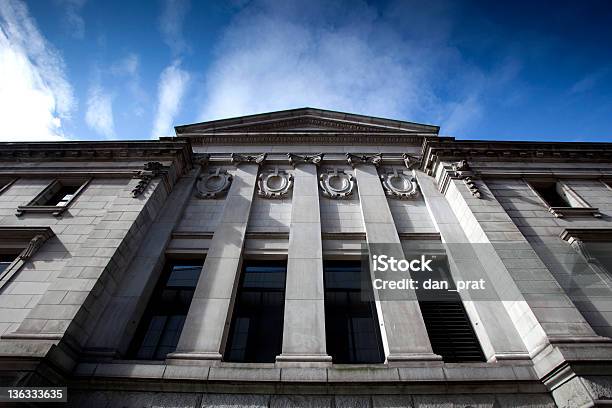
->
1 0 611 142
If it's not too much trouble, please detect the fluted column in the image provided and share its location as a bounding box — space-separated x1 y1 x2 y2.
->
349 154 441 363
277 154 331 365
170 154 264 362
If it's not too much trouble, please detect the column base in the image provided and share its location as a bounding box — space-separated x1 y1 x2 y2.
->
165 351 223 366
386 352 443 366
276 353 332 367
487 352 531 362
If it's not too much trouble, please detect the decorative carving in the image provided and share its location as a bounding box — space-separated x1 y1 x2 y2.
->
231 153 267 165
402 153 421 170
196 168 233 199
381 169 419 199
452 160 482 199
257 167 293 199
346 153 382 167
19 234 46 261
196 153 210 167
287 153 324 166
132 162 167 197
319 168 355 199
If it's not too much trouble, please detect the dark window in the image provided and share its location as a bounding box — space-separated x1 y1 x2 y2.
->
0 252 19 275
224 261 286 363
415 256 485 362
531 181 569 207
128 260 203 360
45 185 79 206
324 260 384 364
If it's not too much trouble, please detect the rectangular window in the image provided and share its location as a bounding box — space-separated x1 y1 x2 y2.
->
527 179 599 218
415 256 485 362
224 261 286 363
17 179 90 216
128 259 203 360
530 181 570 207
324 260 384 364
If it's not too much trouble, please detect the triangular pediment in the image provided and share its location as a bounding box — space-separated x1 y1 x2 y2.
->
175 108 439 135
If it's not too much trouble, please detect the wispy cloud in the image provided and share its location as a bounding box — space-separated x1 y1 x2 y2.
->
56 0 87 39
152 0 191 138
152 60 190 137
197 0 520 136
0 0 75 141
159 0 190 56
85 82 115 138
569 69 608 95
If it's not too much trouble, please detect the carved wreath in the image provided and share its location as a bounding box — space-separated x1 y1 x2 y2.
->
257 168 293 199
319 169 355 199
196 168 233 199
381 169 419 199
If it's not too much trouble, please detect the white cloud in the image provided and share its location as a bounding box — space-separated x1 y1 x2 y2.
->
159 0 190 55
56 0 87 39
110 52 139 76
151 60 190 137
85 83 115 138
197 0 520 137
0 0 74 141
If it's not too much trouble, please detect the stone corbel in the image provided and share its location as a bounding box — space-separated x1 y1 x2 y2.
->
132 161 168 197
437 160 482 198
319 168 355 199
257 167 293 199
231 153 267 165
287 153 324 166
381 168 419 199
346 153 382 167
402 153 421 170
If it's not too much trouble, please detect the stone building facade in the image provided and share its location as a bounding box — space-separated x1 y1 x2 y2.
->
0 108 611 407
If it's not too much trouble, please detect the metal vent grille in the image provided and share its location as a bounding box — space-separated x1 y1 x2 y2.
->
419 301 485 362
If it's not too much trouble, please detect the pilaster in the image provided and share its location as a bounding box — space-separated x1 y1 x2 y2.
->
170 155 262 363
350 154 441 363
277 153 331 365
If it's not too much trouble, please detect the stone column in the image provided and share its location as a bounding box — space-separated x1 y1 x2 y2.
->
416 171 530 362
276 154 331 365
170 154 264 362
348 154 441 363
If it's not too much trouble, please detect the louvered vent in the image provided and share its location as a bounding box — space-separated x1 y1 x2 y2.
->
419 301 485 362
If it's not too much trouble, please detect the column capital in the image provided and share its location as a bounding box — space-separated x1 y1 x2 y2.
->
231 153 267 165
346 153 382 167
287 153 324 167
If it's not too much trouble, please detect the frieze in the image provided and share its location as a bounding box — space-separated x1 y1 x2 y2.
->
319 168 355 199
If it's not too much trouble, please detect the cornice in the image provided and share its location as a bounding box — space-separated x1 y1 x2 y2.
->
0 139 194 177
421 139 612 173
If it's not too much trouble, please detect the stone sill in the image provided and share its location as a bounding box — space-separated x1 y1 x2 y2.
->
548 206 601 218
73 361 538 384
15 205 69 217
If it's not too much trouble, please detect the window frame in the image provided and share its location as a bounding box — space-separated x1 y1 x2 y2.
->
323 259 385 364
525 178 600 218
0 227 55 291
16 178 91 217
127 257 205 361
